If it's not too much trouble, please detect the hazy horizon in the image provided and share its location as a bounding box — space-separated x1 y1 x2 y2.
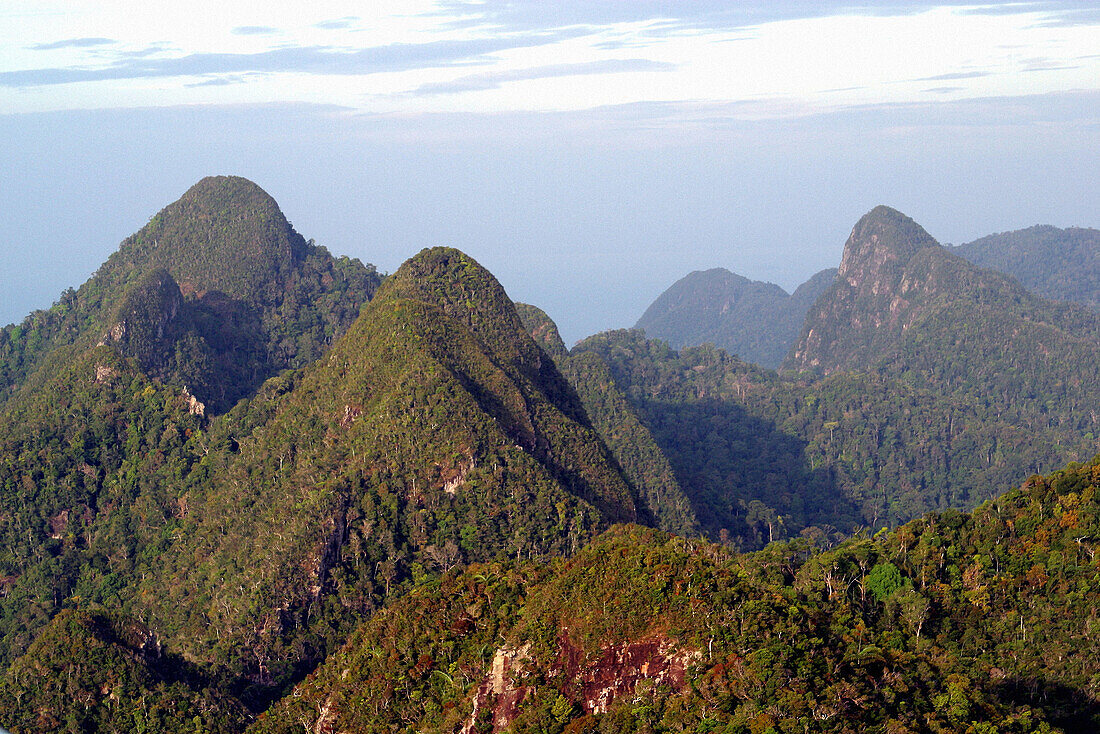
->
3 1 1098 343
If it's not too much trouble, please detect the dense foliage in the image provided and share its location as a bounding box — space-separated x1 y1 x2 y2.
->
0 610 248 733
574 327 1098 548
253 456 1100 733
635 268 835 370
0 347 205 670
3 189 1100 734
0 176 380 413
952 224 1100 311
0 240 643 723
517 304 699 537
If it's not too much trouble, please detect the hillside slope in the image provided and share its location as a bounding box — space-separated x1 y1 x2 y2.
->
252 457 1100 734
635 267 835 369
517 303 699 537
952 224 1100 311
123 248 639 705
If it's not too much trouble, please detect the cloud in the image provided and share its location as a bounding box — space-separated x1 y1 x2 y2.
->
315 17 359 30
411 58 677 95
914 71 991 81
427 1 1097 35
1023 63 1080 72
232 26 277 36
117 43 173 59
29 37 115 51
1022 57 1081 72
0 31 590 88
966 3 1100 27
185 75 250 88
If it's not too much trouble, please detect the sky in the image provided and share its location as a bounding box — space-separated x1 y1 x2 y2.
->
2 1 1099 343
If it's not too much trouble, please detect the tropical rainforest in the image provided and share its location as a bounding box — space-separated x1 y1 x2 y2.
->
1 177 1099 733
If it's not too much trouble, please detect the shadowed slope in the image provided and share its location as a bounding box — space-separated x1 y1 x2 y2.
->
130 248 638 704
0 176 380 412
636 267 836 369
517 303 699 537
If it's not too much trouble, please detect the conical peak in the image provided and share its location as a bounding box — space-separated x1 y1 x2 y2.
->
380 247 510 318
179 175 276 209
696 267 749 284
106 175 307 301
515 303 568 358
839 206 939 282
378 247 536 365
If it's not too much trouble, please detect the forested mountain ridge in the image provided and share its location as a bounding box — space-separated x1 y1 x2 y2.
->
517 303 700 537
952 224 1100 311
0 237 648 724
0 177 383 683
785 205 1100 377
568 206 1100 545
247 456 1100 733
634 266 836 369
3 185 1100 733
0 176 380 413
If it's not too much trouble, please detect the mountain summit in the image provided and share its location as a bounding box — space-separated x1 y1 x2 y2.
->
786 207 1100 416
0 176 380 412
836 205 939 284
635 267 835 369
101 175 308 300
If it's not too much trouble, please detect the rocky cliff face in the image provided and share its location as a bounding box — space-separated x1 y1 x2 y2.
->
786 206 954 374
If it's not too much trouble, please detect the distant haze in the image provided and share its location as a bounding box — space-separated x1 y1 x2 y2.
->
2 1 1098 343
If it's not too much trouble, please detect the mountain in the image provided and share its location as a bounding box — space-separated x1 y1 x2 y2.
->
570 207 1100 544
0 239 646 723
250 456 1100 733
0 176 380 413
0 177 383 678
5 185 1100 733
516 303 700 537
952 224 1100 311
786 206 1100 379
635 267 836 369
112 247 643 706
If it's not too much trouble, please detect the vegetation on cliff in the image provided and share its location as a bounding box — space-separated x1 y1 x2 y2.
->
252 456 1100 733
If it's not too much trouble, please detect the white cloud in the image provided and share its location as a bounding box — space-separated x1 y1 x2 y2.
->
0 2 1097 117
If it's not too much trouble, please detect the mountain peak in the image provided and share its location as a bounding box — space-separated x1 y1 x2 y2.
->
515 303 569 358
179 174 275 206
838 205 939 283
378 247 544 373
785 208 947 373
104 175 307 301
635 267 832 369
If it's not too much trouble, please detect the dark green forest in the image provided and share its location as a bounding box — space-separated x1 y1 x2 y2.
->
951 225 1100 311
1 180 1099 733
